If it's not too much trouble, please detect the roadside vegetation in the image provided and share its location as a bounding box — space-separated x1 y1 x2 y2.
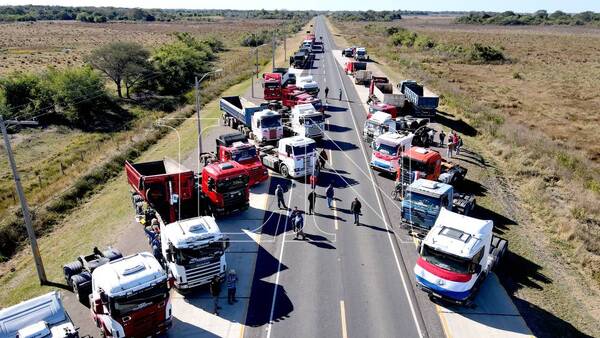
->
329 16 599 337
457 10 600 26
0 15 308 263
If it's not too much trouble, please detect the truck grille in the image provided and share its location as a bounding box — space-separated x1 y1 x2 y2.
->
401 170 413 186
223 189 246 207
185 260 222 287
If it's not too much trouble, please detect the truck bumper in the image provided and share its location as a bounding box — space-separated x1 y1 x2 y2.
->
401 220 431 238
216 202 250 216
369 161 396 175
415 276 472 306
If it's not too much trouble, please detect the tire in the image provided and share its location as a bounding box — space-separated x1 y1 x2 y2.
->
71 272 92 304
280 164 290 178
63 261 83 286
391 189 399 201
102 248 123 261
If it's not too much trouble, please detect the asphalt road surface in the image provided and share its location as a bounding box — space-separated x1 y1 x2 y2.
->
244 16 444 338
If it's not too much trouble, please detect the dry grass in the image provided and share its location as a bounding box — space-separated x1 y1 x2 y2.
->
330 17 600 337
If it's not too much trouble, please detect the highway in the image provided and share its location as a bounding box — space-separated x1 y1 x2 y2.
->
244 16 444 338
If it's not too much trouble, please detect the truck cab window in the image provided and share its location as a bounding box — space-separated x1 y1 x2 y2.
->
285 145 292 156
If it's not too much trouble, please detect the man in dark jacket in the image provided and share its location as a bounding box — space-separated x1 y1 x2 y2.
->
350 197 362 225
210 276 222 315
308 190 317 215
275 184 286 209
326 184 335 209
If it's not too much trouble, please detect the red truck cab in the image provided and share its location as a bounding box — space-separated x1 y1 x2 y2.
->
281 86 324 112
262 73 282 100
201 161 250 215
216 132 268 186
399 147 442 183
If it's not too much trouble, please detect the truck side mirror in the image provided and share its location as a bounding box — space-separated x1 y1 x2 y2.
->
94 298 104 315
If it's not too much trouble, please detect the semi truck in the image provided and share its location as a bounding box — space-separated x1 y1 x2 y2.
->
363 112 430 145
220 96 284 144
398 80 439 116
280 86 324 112
400 179 476 237
398 147 468 188
354 70 372 85
90 252 173 337
288 103 325 139
262 70 296 101
214 132 269 186
367 76 406 118
0 291 80 338
342 47 355 57
369 132 414 175
414 208 507 305
363 111 396 144
290 49 310 69
344 61 367 75
354 47 369 61
259 136 318 179
296 76 320 96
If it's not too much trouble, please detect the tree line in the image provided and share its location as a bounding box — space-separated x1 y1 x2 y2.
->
456 10 600 26
329 10 430 22
0 33 223 130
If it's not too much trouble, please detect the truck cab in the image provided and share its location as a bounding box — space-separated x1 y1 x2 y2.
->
344 61 367 75
90 252 172 338
201 161 250 215
354 47 369 61
368 101 399 119
290 103 325 139
251 109 284 144
216 132 268 186
162 216 229 289
414 208 507 305
370 131 414 175
281 86 324 112
0 292 79 338
342 47 355 57
260 136 317 179
262 73 282 100
301 40 313 53
399 146 468 188
363 111 397 144
296 76 320 96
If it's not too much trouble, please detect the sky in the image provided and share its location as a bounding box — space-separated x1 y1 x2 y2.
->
1 0 599 13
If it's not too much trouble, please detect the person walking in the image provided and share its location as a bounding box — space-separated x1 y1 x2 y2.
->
456 136 463 155
438 130 446 148
309 172 318 191
427 129 435 146
350 197 362 225
447 134 454 158
324 86 329 98
293 209 306 240
326 184 335 209
338 88 343 101
275 184 286 209
209 275 222 315
308 190 317 215
319 149 328 169
226 269 238 305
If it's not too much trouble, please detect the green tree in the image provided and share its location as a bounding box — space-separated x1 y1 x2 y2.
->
152 41 213 95
0 72 52 119
87 42 151 98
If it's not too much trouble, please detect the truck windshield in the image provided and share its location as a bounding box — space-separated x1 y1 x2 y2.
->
292 143 316 156
110 284 168 317
231 147 257 162
216 175 248 193
422 245 471 275
174 242 224 265
404 192 441 211
300 115 324 125
260 116 281 128
401 157 432 173
375 143 398 156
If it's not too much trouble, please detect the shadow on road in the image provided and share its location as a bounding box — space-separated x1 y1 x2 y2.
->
325 104 349 112
326 123 352 133
320 138 358 151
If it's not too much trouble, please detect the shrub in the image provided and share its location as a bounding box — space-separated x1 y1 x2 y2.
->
469 43 506 63
389 29 417 47
414 35 436 50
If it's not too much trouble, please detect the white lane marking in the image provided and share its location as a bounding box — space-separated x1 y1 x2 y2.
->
327 24 425 338
333 200 339 230
266 189 294 338
340 300 349 338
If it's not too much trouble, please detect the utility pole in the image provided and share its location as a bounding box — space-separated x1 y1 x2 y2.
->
284 33 287 62
194 76 202 159
0 115 47 285
272 31 276 71
255 47 259 79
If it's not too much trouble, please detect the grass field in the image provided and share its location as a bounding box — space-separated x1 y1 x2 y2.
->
0 18 311 307
329 16 600 337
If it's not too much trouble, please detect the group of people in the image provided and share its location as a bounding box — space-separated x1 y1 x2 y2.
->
438 129 463 158
209 269 238 316
323 86 343 102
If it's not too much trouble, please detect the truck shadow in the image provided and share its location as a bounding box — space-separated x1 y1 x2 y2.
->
455 178 488 197
317 171 359 188
325 104 349 112
435 111 478 137
320 138 358 151
471 204 514 235
326 123 352 133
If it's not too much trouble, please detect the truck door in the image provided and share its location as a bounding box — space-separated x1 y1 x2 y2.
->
440 193 450 210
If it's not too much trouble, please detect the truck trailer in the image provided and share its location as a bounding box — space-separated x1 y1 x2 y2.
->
399 80 439 116
220 96 284 144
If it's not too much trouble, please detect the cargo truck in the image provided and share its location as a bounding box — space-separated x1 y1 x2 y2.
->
0 291 80 338
399 80 439 116
90 252 173 337
400 179 475 237
414 208 507 306
220 96 284 144
398 147 468 189
259 136 318 179
354 47 369 61
369 132 414 175
344 61 367 75
214 132 268 186
288 103 325 139
280 86 324 112
262 73 282 100
363 112 430 145
354 70 372 85
290 49 310 69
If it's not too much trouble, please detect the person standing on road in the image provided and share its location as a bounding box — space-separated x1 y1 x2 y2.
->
447 134 454 158
438 130 446 147
326 184 335 209
427 129 435 146
452 132 459 155
338 88 343 101
456 136 463 155
275 184 286 209
309 172 318 191
324 86 329 98
226 269 238 305
319 149 328 169
308 190 317 215
210 275 222 315
350 197 362 225
293 209 306 240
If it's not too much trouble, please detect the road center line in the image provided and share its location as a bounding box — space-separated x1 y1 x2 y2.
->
340 300 348 338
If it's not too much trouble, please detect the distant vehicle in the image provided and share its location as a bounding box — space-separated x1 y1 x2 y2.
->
259 136 318 179
400 179 476 236
398 80 439 116
90 252 173 337
290 49 310 68
342 47 356 57
369 131 414 175
289 103 325 139
220 96 284 144
398 147 468 188
295 75 320 96
414 208 507 305
354 47 369 61
214 132 268 186
344 61 367 75
0 291 80 338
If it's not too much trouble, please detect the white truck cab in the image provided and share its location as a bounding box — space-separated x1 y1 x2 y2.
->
363 111 397 143
301 40 313 52
262 136 317 178
370 131 414 174
414 208 507 305
91 252 172 338
296 76 319 96
161 216 228 289
252 109 284 143
290 103 325 139
354 47 369 61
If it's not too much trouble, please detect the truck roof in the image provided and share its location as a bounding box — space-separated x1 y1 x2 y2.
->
0 291 71 338
203 160 247 177
407 179 452 198
217 132 248 147
263 73 281 82
163 216 223 249
281 136 316 147
369 111 392 123
254 109 280 119
376 131 414 146
92 252 166 298
403 147 441 162
423 208 492 259
292 103 318 116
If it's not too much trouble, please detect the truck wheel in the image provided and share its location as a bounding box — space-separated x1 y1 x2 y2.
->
391 189 400 201
71 272 92 304
63 261 83 287
102 248 123 261
249 132 254 141
490 239 508 271
280 164 290 178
